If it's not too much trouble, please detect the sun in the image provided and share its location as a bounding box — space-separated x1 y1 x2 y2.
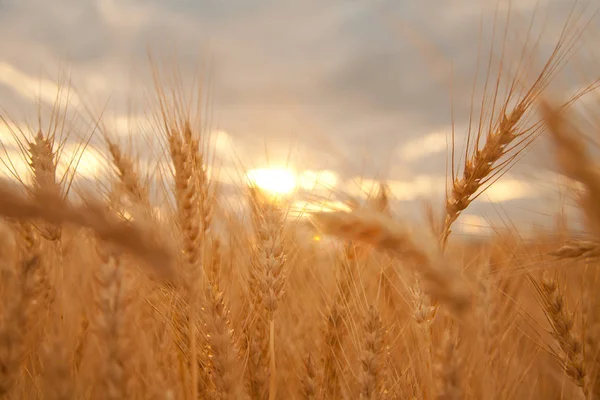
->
247 167 297 196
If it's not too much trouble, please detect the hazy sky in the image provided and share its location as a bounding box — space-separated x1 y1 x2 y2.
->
0 0 598 236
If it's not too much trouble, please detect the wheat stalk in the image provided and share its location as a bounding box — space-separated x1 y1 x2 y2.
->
312 210 471 315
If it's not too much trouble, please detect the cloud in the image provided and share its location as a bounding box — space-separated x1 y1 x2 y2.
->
103 114 152 137
207 165 245 187
481 178 539 203
96 0 154 30
388 176 447 201
344 174 446 201
0 0 593 227
58 144 106 181
397 131 449 163
212 130 234 154
298 170 339 192
456 214 493 236
342 173 547 206
0 62 81 107
343 178 384 199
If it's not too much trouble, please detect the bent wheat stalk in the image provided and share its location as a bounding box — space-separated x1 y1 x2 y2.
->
541 101 600 240
550 240 600 259
311 210 471 315
0 181 176 283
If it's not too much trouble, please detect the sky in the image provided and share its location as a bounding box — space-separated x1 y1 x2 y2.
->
0 0 598 238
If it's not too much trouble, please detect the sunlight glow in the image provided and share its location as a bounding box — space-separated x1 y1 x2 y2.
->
457 214 492 235
247 167 297 195
298 170 339 190
290 200 352 219
345 175 446 201
57 145 105 180
0 121 23 149
0 149 30 182
482 178 536 203
212 130 234 154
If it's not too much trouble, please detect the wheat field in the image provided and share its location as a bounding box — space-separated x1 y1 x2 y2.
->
0 3 600 400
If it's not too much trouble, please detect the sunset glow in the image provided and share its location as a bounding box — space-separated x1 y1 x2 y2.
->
247 167 297 195
290 199 352 219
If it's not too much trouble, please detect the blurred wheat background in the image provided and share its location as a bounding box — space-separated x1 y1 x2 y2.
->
0 0 600 399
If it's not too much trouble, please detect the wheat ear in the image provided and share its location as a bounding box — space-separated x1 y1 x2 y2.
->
532 272 588 397
358 305 386 400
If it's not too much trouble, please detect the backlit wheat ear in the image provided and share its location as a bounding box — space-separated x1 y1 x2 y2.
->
311 210 471 315
0 222 42 397
434 330 463 400
105 138 150 208
168 128 202 280
368 182 391 215
0 262 41 397
410 274 436 397
358 305 386 400
442 104 526 247
582 276 600 400
441 1 594 247
244 189 288 400
167 127 203 397
28 130 62 242
182 122 213 238
28 131 58 194
0 224 20 396
321 244 357 399
93 247 133 400
12 220 54 309
202 283 245 399
531 272 588 397
300 353 317 400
